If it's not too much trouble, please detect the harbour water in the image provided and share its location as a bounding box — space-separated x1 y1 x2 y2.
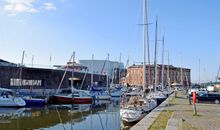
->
0 99 121 130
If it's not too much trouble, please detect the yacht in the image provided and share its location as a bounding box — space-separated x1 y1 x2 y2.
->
0 88 26 107
53 88 93 104
120 96 157 123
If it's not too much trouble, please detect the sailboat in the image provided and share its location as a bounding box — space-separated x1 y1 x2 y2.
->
17 51 48 106
110 54 123 97
120 0 157 123
0 88 26 107
89 54 111 100
146 17 167 104
53 52 93 104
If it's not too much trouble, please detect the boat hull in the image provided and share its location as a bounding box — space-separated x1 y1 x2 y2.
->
94 95 111 100
0 97 26 107
53 95 93 104
120 109 147 123
24 98 47 106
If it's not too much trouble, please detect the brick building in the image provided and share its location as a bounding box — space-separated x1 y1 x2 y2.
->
124 64 191 87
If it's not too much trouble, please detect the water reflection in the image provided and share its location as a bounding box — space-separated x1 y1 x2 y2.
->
0 99 120 130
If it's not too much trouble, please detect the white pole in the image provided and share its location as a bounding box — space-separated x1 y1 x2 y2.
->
19 50 25 86
71 52 75 93
107 53 109 91
143 0 148 91
167 51 170 91
181 56 183 86
119 53 121 85
198 59 200 85
161 35 165 91
91 54 94 86
31 55 34 67
154 16 158 92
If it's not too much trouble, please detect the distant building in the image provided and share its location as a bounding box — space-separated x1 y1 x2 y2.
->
77 60 124 79
53 61 88 72
125 64 191 87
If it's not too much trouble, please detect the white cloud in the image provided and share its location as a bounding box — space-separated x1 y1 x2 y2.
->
43 2 56 10
29 8 38 13
3 0 38 15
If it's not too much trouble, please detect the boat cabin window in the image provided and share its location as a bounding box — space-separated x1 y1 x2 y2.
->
81 92 89 97
1 91 13 97
60 89 71 94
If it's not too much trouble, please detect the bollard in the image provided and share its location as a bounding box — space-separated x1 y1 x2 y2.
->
192 91 197 115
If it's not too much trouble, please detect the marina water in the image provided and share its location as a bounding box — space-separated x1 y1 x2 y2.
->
0 99 121 130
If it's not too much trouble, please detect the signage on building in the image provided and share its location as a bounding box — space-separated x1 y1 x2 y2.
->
10 78 42 86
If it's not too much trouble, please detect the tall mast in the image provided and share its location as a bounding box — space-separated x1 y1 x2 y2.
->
91 54 94 86
161 35 165 91
198 59 200 85
143 0 146 91
71 52 75 89
167 51 170 90
154 16 158 92
181 56 183 86
143 0 149 91
106 53 109 91
31 55 34 67
119 53 122 85
146 0 151 91
49 55 52 68
19 50 25 86
215 65 220 83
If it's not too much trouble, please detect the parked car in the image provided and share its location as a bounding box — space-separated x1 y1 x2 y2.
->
188 89 207 98
196 93 220 104
207 85 218 92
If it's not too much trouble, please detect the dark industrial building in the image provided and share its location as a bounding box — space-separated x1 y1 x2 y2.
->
0 59 106 95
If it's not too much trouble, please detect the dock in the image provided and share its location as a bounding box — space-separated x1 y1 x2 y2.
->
131 91 220 130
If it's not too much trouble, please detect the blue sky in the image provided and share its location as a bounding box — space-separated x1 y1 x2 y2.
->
0 0 220 83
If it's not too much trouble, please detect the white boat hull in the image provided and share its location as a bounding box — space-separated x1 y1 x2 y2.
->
94 95 111 100
120 109 146 123
0 97 26 107
120 98 157 123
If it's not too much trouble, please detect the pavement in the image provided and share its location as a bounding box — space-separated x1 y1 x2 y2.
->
167 91 220 130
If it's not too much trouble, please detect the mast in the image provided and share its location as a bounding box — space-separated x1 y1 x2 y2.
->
71 52 75 93
19 50 25 86
119 53 122 85
181 56 183 86
167 51 170 90
198 59 200 85
146 0 151 92
91 54 94 86
154 16 158 92
106 53 109 92
143 0 149 91
31 55 34 67
215 65 220 83
161 35 165 91
49 55 52 68
143 0 146 91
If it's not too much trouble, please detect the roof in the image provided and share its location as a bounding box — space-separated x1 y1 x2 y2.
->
0 59 17 67
128 64 190 70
